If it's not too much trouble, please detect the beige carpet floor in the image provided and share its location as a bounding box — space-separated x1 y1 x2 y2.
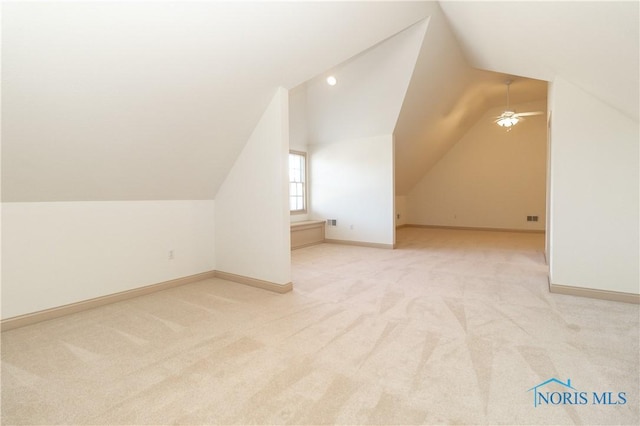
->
1 227 638 425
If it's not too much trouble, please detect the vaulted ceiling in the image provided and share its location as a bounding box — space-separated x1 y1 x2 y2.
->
395 0 638 195
392 4 549 195
440 1 638 121
2 1 637 202
2 1 430 201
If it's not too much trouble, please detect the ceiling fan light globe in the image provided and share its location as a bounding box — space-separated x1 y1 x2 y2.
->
495 80 524 129
497 116 519 127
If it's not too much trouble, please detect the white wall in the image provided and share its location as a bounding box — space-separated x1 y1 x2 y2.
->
289 85 308 153
215 88 291 285
1 200 215 319
406 100 547 231
395 195 407 227
299 20 426 244
548 77 639 295
288 85 310 223
311 135 394 246
393 6 473 196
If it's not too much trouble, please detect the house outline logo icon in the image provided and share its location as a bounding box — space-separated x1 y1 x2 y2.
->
527 378 576 407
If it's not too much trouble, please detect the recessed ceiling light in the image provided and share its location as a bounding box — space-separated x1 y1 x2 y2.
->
326 76 337 86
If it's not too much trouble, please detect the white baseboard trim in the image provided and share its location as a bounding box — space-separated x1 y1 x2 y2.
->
550 283 639 304
291 241 325 250
214 271 293 294
404 224 545 234
1 270 295 331
1 271 216 332
324 238 394 249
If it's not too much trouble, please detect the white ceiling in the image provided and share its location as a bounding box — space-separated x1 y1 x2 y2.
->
394 0 638 194
439 0 639 121
392 3 548 195
304 20 429 147
2 1 637 202
2 1 431 201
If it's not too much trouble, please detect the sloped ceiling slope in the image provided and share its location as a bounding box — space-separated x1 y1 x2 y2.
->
1 1 431 202
304 19 429 146
439 1 639 121
393 2 547 195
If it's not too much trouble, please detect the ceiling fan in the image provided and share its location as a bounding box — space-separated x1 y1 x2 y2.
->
494 80 543 131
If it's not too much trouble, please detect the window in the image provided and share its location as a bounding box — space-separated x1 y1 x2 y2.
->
289 151 307 213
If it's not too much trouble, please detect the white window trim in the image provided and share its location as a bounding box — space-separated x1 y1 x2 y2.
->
289 150 307 215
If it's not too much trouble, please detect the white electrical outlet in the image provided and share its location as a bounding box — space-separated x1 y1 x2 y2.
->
168 250 174 260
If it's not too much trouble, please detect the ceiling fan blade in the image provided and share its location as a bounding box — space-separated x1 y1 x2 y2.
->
515 111 544 117
494 110 515 120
